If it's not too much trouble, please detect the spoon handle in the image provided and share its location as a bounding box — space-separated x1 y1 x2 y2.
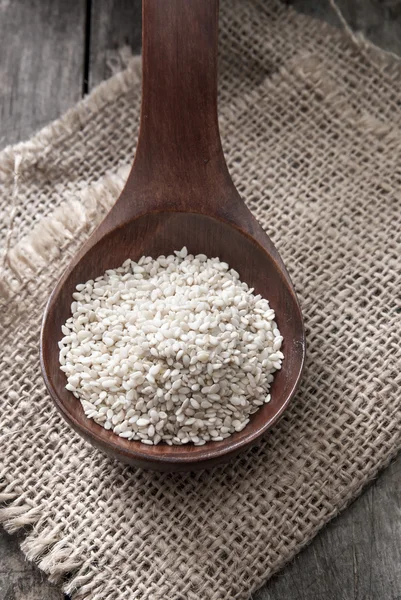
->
124 0 235 208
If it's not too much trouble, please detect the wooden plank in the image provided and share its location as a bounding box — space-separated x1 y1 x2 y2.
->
0 0 86 150
0 530 62 600
88 0 142 90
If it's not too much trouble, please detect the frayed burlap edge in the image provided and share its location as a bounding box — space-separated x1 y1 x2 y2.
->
0 165 129 299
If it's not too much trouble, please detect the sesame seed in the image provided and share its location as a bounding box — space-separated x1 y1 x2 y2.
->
60 248 283 446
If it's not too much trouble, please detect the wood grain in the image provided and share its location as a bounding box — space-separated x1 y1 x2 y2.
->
0 0 86 150
88 0 142 90
0 530 62 600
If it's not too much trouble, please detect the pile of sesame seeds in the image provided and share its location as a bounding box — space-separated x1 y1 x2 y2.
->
59 248 283 445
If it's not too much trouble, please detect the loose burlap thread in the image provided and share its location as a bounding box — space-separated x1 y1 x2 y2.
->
1 1 400 598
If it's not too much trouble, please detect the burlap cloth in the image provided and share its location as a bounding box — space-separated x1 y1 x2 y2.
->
1 1 400 598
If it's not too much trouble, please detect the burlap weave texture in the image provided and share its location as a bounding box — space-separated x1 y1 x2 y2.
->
0 1 400 598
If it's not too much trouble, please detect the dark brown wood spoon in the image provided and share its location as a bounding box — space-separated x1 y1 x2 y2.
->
40 0 305 471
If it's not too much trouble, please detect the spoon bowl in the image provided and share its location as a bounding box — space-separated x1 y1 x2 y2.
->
41 212 304 470
40 0 306 471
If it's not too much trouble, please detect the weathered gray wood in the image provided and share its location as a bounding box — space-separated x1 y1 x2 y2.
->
0 530 62 600
0 0 86 150
88 0 142 90
1 0 401 599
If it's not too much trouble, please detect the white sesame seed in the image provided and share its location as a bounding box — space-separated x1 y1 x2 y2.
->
60 248 283 445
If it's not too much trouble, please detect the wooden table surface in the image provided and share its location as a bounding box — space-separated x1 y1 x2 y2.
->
1 1 400 599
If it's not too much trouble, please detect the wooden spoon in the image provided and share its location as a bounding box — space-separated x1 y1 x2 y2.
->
40 0 305 472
